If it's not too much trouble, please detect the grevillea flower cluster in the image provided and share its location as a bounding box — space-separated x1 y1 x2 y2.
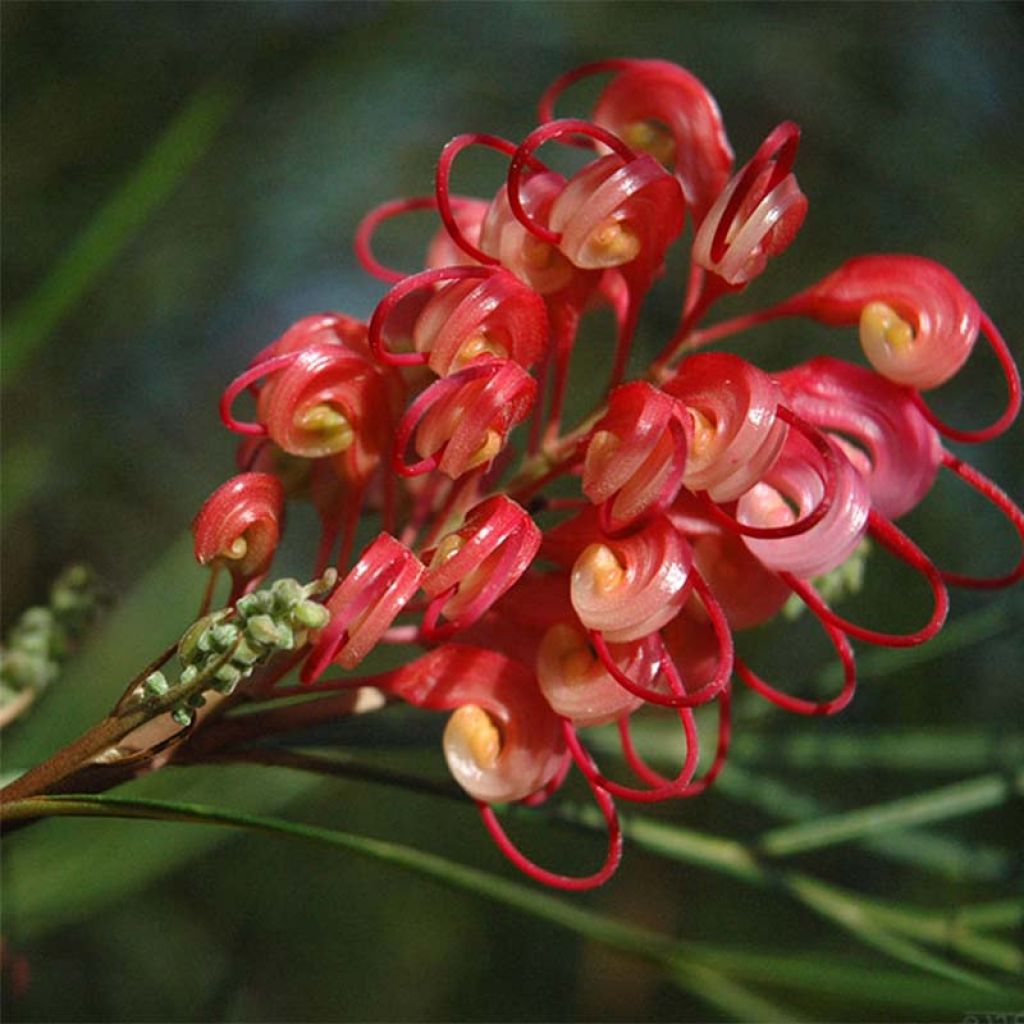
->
192 58 1022 889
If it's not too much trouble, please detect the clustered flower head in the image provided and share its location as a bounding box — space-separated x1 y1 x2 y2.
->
191 58 1023 888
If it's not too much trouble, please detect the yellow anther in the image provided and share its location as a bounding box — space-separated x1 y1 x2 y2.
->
688 407 717 460
454 331 508 370
586 429 621 474
541 622 595 684
297 403 354 452
447 704 502 770
578 543 627 593
226 536 249 561
465 429 503 470
622 118 677 167
431 533 466 568
860 302 915 354
584 217 641 267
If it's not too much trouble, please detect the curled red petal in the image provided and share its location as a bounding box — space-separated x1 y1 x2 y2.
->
302 533 424 675
192 472 284 582
663 352 789 501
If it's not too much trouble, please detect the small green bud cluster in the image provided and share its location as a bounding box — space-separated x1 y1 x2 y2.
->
138 574 333 727
1 566 103 717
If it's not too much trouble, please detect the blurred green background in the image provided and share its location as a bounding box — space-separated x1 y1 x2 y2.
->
2 3 1022 1021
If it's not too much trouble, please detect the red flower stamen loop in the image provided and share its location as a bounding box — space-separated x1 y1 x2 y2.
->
692 121 807 288
538 58 733 223
421 495 541 636
571 515 693 643
192 472 284 596
302 533 424 676
583 382 689 532
392 360 538 479
663 352 789 502
369 265 547 374
736 429 870 578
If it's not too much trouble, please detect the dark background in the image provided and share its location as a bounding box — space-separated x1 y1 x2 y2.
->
2 3 1022 1021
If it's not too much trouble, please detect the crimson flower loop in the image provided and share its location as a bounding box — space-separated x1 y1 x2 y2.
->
392 359 538 479
571 514 693 644
369 265 548 375
583 381 689 533
192 472 284 595
421 495 542 637
692 120 807 288
736 429 870 579
538 58 734 222
380 644 567 805
662 352 789 502
302 533 424 677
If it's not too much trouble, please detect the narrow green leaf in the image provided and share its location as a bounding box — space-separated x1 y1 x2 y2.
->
7 792 1019 1010
2 81 238 383
717 763 1012 882
757 770 1024 858
958 900 1023 932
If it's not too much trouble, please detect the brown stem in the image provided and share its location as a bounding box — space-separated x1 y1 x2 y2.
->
0 711 145 804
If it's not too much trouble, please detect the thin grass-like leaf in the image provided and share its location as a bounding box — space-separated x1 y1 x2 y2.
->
718 763 1012 882
4 792 1020 1011
756 770 1024 858
2 82 238 383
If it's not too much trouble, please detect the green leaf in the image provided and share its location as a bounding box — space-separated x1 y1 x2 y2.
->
756 770 1024 858
8 792 1020 1013
2 81 238 384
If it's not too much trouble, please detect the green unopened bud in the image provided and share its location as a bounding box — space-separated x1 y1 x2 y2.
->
171 707 193 727
245 614 284 648
231 637 263 667
206 623 239 654
214 662 243 687
179 664 199 687
19 608 55 634
142 671 170 697
236 590 274 619
271 578 304 613
179 611 229 664
293 599 330 631
14 630 52 658
213 663 244 694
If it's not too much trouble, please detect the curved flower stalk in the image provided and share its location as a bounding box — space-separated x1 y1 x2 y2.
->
421 495 541 637
779 357 944 519
538 58 734 223
392 359 538 478
354 194 489 284
368 265 548 375
662 352 790 502
192 473 284 602
582 381 689 532
302 533 424 677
